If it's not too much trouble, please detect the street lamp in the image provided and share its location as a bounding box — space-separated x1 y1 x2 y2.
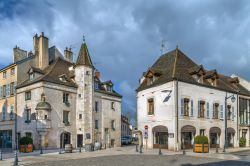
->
223 93 236 152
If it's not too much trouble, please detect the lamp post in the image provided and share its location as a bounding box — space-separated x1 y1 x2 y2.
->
223 93 236 152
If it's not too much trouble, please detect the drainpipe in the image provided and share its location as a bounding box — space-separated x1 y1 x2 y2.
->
174 79 179 151
236 94 239 144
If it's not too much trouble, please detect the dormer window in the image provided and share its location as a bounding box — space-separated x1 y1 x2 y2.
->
29 73 34 80
147 76 154 85
59 74 68 82
107 85 113 92
197 75 203 83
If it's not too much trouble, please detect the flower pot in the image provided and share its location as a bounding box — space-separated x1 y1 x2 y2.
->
193 144 209 153
20 144 33 153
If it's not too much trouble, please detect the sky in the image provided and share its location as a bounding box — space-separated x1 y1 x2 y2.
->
1 0 250 124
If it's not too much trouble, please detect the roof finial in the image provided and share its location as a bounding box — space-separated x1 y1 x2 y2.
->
161 39 166 55
83 35 85 43
176 45 178 49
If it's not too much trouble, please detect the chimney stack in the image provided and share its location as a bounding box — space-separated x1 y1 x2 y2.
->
64 47 73 62
13 46 27 63
33 32 49 69
95 70 101 79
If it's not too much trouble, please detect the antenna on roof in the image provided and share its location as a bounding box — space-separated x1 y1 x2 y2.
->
161 39 166 55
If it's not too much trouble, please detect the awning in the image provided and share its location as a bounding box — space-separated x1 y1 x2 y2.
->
152 125 168 132
210 127 221 134
181 125 196 133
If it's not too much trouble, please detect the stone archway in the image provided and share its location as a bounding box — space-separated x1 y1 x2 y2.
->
152 125 168 149
209 127 221 148
227 127 235 147
181 125 196 149
60 132 71 148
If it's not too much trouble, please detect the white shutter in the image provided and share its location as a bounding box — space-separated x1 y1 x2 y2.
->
6 84 10 96
198 101 200 118
220 105 224 119
207 102 209 118
191 99 194 116
181 98 184 116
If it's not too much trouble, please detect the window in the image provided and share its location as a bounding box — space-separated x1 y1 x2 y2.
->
29 73 34 80
107 86 112 92
2 85 6 97
2 103 6 120
147 76 153 85
78 94 81 98
94 82 99 90
3 71 6 79
10 105 14 120
79 114 82 120
25 91 31 100
10 82 14 95
95 101 99 112
25 109 31 123
148 98 154 115
184 98 189 116
86 71 90 75
63 111 69 124
227 105 231 120
111 120 115 130
26 132 32 138
63 93 69 104
213 103 219 119
111 102 115 110
198 101 205 118
11 68 15 75
200 129 205 136
95 120 99 129
44 115 48 119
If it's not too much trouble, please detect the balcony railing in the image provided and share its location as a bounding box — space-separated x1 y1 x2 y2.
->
36 119 51 131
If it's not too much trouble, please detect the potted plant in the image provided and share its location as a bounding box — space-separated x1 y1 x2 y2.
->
20 136 33 153
193 135 209 153
239 137 246 147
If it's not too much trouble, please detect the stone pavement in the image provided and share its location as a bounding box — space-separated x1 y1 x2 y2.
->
1 146 250 166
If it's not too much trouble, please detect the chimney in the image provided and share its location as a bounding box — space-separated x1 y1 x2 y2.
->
13 46 27 63
33 33 39 55
95 70 101 79
64 47 73 62
37 32 49 69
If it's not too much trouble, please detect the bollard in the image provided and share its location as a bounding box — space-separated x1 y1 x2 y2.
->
183 150 186 155
158 148 162 155
40 147 43 154
79 146 82 153
59 148 62 154
0 150 2 161
216 145 218 153
13 150 18 166
139 145 142 154
135 144 138 152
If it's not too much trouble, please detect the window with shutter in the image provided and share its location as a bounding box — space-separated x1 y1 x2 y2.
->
181 98 184 116
191 99 194 116
207 102 209 118
220 105 224 119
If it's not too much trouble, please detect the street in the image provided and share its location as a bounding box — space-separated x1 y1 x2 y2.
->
30 154 250 166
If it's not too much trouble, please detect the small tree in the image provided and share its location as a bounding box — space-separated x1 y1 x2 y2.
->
239 137 246 147
194 135 208 144
20 136 33 145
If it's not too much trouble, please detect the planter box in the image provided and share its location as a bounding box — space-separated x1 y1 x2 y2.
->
193 144 209 153
20 144 33 153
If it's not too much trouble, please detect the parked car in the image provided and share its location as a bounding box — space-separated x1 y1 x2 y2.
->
121 136 132 145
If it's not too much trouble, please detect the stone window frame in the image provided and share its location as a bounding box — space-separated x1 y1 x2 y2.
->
25 91 31 101
184 98 190 116
199 100 206 118
213 102 220 119
147 98 154 116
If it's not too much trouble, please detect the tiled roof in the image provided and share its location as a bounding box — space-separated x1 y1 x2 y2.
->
137 48 250 96
17 57 77 89
76 43 93 67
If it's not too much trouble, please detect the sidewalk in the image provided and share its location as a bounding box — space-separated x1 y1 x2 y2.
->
1 146 250 166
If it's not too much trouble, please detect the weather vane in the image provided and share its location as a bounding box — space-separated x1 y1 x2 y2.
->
161 39 166 55
83 35 85 43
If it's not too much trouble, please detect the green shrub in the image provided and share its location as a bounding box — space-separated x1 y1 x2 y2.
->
239 137 246 147
194 135 208 144
20 136 33 145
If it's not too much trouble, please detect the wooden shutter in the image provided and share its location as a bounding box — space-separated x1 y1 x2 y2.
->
207 102 209 118
181 98 184 116
191 99 194 116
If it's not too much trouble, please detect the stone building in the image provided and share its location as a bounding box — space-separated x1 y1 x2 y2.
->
15 32 122 149
137 47 250 151
121 115 131 137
